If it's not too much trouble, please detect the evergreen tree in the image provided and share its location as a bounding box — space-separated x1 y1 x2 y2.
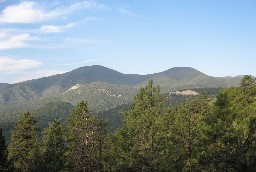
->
110 80 166 171
41 119 66 172
7 113 38 172
170 94 210 171
0 128 7 170
200 76 256 171
66 101 105 171
241 75 256 91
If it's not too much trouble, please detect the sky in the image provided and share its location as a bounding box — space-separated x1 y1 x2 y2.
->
0 0 256 83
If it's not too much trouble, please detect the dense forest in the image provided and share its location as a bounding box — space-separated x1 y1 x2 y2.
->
1 76 256 171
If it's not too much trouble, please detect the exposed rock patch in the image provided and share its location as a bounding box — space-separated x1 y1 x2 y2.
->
171 90 199 96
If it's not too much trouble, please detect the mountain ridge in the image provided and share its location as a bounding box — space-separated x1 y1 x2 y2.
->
0 65 243 115
0 66 205 94
0 65 212 85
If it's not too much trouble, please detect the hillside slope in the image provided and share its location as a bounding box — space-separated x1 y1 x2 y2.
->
0 65 243 114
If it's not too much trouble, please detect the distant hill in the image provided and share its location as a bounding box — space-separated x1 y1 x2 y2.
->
0 65 245 140
0 100 74 142
20 65 149 91
0 65 243 115
0 83 10 90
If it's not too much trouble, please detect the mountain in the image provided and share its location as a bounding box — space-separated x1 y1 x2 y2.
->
0 65 245 140
0 65 243 115
0 83 10 90
20 65 148 91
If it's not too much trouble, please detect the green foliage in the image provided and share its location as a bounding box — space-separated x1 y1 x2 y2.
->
2 75 256 171
0 128 7 170
0 66 243 144
66 101 106 171
0 65 242 117
0 100 73 142
103 77 256 171
199 76 256 171
40 119 66 172
241 75 256 89
104 80 167 171
96 104 129 133
7 113 39 172
170 94 211 171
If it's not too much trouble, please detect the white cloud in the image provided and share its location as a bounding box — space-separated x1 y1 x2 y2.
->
68 1 107 11
0 17 96 34
40 23 75 33
0 1 107 23
0 22 75 34
0 57 42 73
0 31 37 50
0 1 57 23
118 8 138 17
0 31 7 38
15 70 67 83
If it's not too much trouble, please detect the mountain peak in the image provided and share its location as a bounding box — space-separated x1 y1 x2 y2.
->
162 67 206 81
165 67 201 72
0 65 243 112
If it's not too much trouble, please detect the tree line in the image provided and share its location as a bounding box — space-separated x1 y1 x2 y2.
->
1 76 256 171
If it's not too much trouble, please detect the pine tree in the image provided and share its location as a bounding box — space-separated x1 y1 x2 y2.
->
241 75 256 91
66 101 105 171
0 128 7 170
41 119 66 172
200 76 256 171
170 94 210 171
7 113 38 172
115 80 166 171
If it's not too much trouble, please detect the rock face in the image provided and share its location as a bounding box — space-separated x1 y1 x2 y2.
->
63 84 81 94
171 90 199 96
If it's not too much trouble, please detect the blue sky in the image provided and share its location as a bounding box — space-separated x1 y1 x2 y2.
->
0 0 255 83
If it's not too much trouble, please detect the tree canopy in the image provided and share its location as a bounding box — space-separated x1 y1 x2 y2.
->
2 76 256 171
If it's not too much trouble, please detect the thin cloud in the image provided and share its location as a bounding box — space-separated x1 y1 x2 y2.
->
0 1 107 24
0 31 38 50
0 17 97 34
0 56 42 72
118 8 138 17
40 23 75 33
68 0 107 11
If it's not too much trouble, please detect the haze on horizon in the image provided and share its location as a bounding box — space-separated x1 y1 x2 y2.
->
0 0 255 84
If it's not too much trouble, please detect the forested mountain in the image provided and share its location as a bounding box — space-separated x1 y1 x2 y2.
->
0 84 10 90
0 66 243 142
1 77 256 171
0 65 242 112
